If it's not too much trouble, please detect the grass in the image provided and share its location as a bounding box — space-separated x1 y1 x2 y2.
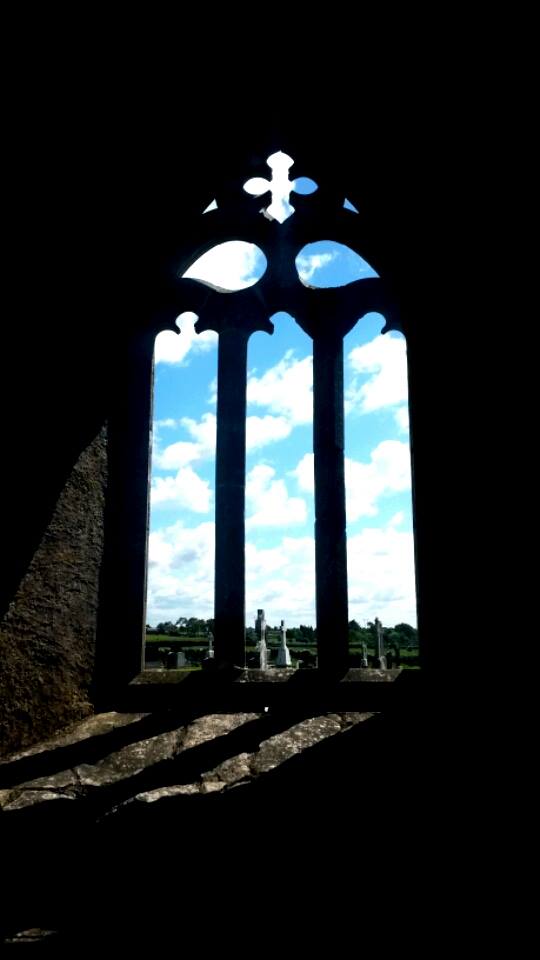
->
144 634 420 669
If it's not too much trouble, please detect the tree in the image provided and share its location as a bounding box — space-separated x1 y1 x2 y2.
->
393 623 418 649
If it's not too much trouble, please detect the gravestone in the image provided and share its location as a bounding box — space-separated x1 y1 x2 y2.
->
167 650 186 669
255 609 268 671
275 619 292 667
374 617 387 670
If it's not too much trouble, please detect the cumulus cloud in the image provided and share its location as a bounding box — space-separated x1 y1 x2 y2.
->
245 536 316 623
246 464 307 528
296 242 378 287
181 413 217 452
155 440 203 471
183 241 266 291
155 410 294 469
146 520 215 622
153 413 216 470
250 521 416 629
346 441 411 521
246 415 292 449
154 312 218 366
346 333 408 425
293 439 411 521
151 465 212 513
296 252 336 282
247 350 313 425
394 407 410 433
146 515 416 629
347 524 416 625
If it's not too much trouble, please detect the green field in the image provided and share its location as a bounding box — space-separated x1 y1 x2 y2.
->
144 633 419 670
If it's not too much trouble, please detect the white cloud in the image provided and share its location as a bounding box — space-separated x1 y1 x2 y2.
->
346 333 408 417
146 516 416 629
292 452 315 494
146 520 215 622
183 241 265 291
246 464 307 528
156 418 178 428
245 521 416 628
181 413 217 452
154 312 218 366
347 525 416 625
293 439 411 521
155 410 293 470
155 440 201 470
296 252 336 282
151 465 212 513
245 536 316 623
394 407 409 432
246 415 292 450
154 413 216 470
346 441 411 521
247 350 313 425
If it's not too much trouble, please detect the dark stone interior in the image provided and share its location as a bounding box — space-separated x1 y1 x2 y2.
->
0 86 482 943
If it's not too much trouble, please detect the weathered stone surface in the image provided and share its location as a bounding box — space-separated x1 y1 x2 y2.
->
0 710 375 812
74 728 184 787
200 780 228 794
0 429 108 759
203 752 253 786
4 929 58 943
5 790 77 811
15 768 80 791
0 712 261 809
250 715 343 775
1 711 146 762
180 713 260 750
136 783 200 802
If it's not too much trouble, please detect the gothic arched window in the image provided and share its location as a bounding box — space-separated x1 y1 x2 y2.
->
96 148 418 710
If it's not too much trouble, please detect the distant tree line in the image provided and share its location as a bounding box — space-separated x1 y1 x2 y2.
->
146 617 214 637
146 616 418 652
348 619 418 651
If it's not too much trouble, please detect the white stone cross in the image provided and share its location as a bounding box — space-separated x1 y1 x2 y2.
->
244 151 317 223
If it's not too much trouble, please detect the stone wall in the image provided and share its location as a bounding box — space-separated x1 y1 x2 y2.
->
0 428 107 758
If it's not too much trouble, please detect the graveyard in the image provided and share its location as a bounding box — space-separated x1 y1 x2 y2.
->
144 612 419 670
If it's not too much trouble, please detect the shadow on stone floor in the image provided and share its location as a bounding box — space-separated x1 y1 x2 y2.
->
0 706 215 788
1 702 460 946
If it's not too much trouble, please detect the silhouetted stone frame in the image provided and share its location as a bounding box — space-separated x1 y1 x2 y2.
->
94 150 423 713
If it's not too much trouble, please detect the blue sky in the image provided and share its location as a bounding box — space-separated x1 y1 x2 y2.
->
146 154 416 630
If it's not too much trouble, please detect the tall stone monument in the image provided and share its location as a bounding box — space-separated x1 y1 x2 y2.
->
275 619 292 667
255 609 268 671
374 617 387 669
